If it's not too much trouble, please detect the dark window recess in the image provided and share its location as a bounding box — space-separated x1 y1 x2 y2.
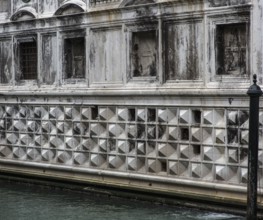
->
131 31 157 77
128 108 136 121
64 37 85 79
216 23 247 76
181 128 189 141
19 41 37 80
192 110 201 124
161 161 167 172
193 145 201 155
91 106 98 120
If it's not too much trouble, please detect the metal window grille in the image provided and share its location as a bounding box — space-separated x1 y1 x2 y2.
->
20 42 37 80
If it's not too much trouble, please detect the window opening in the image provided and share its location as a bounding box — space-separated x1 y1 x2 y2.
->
131 31 157 77
64 37 85 79
19 41 37 80
216 23 247 76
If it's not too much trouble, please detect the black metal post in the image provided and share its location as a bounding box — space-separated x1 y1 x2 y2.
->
247 74 262 220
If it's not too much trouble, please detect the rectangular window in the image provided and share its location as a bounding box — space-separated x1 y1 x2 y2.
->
0 0 8 13
131 31 157 77
64 37 85 79
216 23 247 76
19 41 37 80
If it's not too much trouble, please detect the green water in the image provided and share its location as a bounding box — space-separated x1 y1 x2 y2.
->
0 180 244 220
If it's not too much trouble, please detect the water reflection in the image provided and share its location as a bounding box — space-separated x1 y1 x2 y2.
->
0 180 244 220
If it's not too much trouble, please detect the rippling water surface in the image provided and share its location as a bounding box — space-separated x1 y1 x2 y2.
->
0 180 244 220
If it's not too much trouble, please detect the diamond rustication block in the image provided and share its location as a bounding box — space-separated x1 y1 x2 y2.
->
137 142 146 155
202 128 213 144
137 109 146 122
13 147 26 159
0 146 12 158
241 167 248 183
158 109 167 122
118 140 129 154
158 143 177 158
180 144 193 159
214 109 225 127
179 109 190 124
27 148 41 161
191 163 201 178
50 136 64 149
117 108 128 121
42 149 55 162
203 146 213 161
81 108 90 120
57 151 72 164
73 152 89 165
241 130 249 144
203 110 213 125
228 148 238 163
108 155 125 169
215 129 225 144
148 159 161 173
215 165 227 181
169 161 189 176
90 153 106 167
65 137 79 150
192 127 201 142
168 126 178 140
6 133 18 145
49 107 64 120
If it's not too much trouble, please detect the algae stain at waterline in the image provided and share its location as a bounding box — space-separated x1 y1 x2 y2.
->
0 180 244 220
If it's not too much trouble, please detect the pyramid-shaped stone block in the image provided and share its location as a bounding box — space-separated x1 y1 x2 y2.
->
117 108 127 121
13 147 26 159
215 165 226 181
214 109 225 127
167 108 177 124
191 163 201 178
108 155 125 169
137 142 145 155
118 140 129 154
203 128 213 144
7 133 18 144
158 109 167 122
137 109 146 122
192 127 201 142
203 110 213 125
65 137 79 150
0 146 12 158
41 149 55 162
74 152 89 165
179 109 190 124
27 148 40 161
49 107 64 120
215 129 225 144
57 151 72 164
81 108 90 120
90 153 106 167
168 126 178 140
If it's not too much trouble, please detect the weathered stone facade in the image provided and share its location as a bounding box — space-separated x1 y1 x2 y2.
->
0 0 262 210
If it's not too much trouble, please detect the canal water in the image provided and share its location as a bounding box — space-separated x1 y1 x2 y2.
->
0 179 244 220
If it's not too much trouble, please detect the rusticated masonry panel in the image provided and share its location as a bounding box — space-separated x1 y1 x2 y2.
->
0 104 263 186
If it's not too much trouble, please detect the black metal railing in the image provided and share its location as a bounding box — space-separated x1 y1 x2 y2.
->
89 0 120 6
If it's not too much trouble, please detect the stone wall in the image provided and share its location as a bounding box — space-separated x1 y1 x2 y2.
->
0 0 262 208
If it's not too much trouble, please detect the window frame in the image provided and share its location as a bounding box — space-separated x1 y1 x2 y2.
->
15 35 38 84
207 12 250 85
125 23 159 83
61 30 86 85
